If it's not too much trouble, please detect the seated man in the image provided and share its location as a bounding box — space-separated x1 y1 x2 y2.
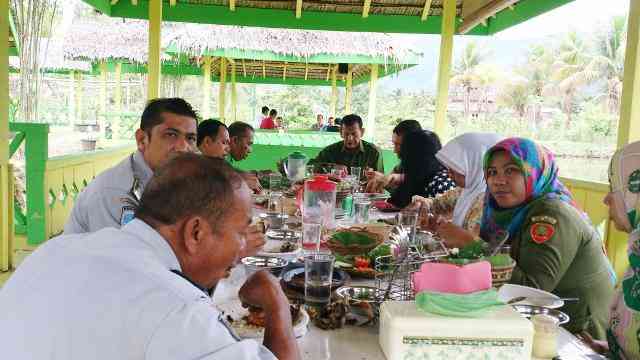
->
311 114 324 131
198 119 230 159
312 114 384 172
366 119 422 193
0 154 300 360
64 97 198 234
228 121 262 192
322 116 340 132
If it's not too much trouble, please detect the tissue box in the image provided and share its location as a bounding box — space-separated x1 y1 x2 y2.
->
412 261 492 294
379 301 533 360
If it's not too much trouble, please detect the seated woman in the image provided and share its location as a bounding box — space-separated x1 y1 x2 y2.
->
414 132 503 248
482 137 615 340
387 130 455 208
594 140 640 358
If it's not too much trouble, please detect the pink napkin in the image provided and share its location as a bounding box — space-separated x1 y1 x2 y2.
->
412 261 492 295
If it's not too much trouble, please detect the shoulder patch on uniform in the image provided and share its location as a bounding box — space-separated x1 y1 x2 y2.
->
530 222 555 244
531 215 557 225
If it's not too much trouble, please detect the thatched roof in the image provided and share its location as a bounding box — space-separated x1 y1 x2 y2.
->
178 0 462 17
63 18 419 65
10 38 92 74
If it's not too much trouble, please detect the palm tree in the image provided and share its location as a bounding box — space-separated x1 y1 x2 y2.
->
499 75 531 124
450 41 488 119
547 31 598 127
588 16 626 115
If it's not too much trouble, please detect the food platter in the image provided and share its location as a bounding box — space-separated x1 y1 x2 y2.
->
258 240 301 260
217 301 309 339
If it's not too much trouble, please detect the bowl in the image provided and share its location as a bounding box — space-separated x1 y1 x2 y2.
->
259 212 289 230
511 304 570 325
241 256 289 276
498 283 564 308
336 285 383 304
327 227 384 256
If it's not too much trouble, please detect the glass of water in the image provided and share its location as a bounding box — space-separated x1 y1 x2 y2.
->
353 199 371 224
398 209 419 244
304 253 335 309
350 166 362 183
302 222 322 253
269 173 282 192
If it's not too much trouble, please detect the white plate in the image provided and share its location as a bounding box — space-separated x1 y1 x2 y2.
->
258 240 301 260
217 300 309 339
497 283 564 309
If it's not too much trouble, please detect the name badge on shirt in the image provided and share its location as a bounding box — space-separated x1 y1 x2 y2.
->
120 205 136 226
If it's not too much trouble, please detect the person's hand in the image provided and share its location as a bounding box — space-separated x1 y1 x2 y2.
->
241 225 266 258
418 211 438 232
239 270 289 312
436 220 475 248
365 171 387 193
386 173 404 188
243 173 263 193
577 332 609 355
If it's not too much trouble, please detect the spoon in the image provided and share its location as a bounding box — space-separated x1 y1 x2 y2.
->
507 296 579 305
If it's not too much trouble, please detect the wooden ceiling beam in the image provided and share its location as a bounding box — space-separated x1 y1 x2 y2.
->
229 0 235 11
458 0 519 34
421 0 433 21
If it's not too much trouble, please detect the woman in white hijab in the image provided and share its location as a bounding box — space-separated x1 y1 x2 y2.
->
414 132 504 248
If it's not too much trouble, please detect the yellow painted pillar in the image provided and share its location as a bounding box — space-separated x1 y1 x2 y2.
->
114 62 122 139
201 56 212 119
147 0 162 100
367 64 379 141
330 66 338 117
617 0 640 147
99 61 107 131
68 71 76 124
0 0 10 271
345 65 353 114
434 0 456 139
231 61 237 122
219 57 227 122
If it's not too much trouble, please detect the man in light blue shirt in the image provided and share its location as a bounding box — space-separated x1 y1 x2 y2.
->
64 98 198 234
0 154 300 360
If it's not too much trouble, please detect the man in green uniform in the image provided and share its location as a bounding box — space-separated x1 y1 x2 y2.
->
509 199 615 340
312 114 384 173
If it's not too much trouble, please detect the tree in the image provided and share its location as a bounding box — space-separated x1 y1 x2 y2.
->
11 0 60 123
450 41 488 119
547 31 598 127
499 75 531 124
589 16 626 115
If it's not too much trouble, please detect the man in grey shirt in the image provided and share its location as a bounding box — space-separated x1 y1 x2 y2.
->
64 98 199 234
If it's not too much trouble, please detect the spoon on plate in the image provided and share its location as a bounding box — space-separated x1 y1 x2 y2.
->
507 296 579 305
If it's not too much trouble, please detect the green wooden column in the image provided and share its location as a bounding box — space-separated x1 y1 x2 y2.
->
617 0 640 146
0 0 10 270
148 0 162 100
434 0 456 139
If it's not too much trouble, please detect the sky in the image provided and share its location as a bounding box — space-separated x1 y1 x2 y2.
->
380 0 631 92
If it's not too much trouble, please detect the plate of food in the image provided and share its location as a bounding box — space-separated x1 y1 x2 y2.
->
218 301 309 339
258 240 300 260
372 200 400 213
334 244 392 278
280 263 350 294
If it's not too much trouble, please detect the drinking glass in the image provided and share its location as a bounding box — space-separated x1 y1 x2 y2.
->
350 166 362 183
304 253 335 308
267 191 283 213
302 222 322 253
353 199 371 224
398 209 419 244
269 173 282 192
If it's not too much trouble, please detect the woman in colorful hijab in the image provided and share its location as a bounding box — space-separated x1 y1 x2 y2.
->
414 132 503 248
482 137 615 340
604 140 640 358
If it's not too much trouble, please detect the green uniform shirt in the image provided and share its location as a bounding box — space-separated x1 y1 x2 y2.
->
312 140 384 173
508 199 615 340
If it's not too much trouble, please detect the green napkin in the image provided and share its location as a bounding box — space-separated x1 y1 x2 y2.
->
415 289 505 318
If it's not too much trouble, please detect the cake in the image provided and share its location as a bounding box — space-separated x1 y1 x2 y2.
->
379 301 534 360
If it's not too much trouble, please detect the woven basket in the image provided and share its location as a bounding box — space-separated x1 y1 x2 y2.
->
491 261 516 288
327 227 384 256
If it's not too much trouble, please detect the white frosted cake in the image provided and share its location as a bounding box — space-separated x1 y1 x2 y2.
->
379 301 534 360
